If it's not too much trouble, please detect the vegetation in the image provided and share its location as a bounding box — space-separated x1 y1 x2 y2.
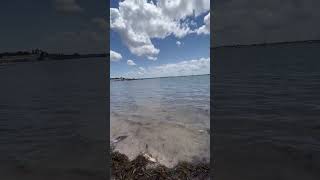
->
111 151 210 180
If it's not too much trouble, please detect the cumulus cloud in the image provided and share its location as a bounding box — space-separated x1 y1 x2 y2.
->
176 41 181 46
127 59 136 66
196 12 210 35
157 0 210 20
110 0 210 59
54 0 83 13
110 50 122 62
125 57 210 78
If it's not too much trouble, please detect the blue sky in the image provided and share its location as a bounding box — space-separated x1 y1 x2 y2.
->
110 0 210 78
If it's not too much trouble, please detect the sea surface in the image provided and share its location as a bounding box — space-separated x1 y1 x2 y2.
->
0 58 107 180
110 75 210 167
213 42 320 180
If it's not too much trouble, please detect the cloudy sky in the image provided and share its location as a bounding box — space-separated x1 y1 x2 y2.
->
0 0 107 54
2 0 315 62
110 0 210 78
213 0 320 46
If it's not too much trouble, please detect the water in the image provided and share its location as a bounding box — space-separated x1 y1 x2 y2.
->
213 42 320 179
110 75 210 167
0 58 107 179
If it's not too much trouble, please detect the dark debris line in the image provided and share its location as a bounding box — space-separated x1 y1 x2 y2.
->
111 151 210 180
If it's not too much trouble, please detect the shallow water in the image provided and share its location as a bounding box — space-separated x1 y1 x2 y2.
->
110 75 210 167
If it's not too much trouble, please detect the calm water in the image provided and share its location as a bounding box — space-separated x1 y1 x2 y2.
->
213 43 320 179
0 58 107 179
110 75 210 167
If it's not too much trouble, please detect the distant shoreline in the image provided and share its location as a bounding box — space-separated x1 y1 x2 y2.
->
212 39 320 49
0 50 108 65
110 74 210 81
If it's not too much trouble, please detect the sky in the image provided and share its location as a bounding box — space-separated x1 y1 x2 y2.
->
1 0 318 62
110 0 210 78
0 0 107 54
212 0 320 46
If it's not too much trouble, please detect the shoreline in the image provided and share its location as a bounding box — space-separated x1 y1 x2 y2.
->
111 151 210 180
0 53 107 65
110 74 210 81
110 113 210 168
212 39 320 49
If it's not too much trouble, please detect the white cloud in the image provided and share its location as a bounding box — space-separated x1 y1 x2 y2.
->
110 0 210 59
176 41 181 46
127 59 136 66
54 0 83 13
196 12 210 35
110 50 122 62
157 0 210 20
125 57 210 78
147 56 157 61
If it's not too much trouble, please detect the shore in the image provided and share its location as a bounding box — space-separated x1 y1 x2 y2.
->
111 151 210 180
110 107 210 179
110 108 210 168
110 74 210 179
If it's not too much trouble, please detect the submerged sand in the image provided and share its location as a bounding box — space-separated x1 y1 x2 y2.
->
110 105 210 168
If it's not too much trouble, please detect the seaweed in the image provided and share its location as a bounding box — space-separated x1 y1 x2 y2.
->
111 151 210 180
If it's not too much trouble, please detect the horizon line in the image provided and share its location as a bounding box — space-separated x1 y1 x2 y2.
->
0 51 107 55
212 39 320 49
110 73 210 80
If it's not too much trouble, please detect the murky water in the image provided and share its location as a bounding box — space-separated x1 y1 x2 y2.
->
0 59 107 179
213 43 320 180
